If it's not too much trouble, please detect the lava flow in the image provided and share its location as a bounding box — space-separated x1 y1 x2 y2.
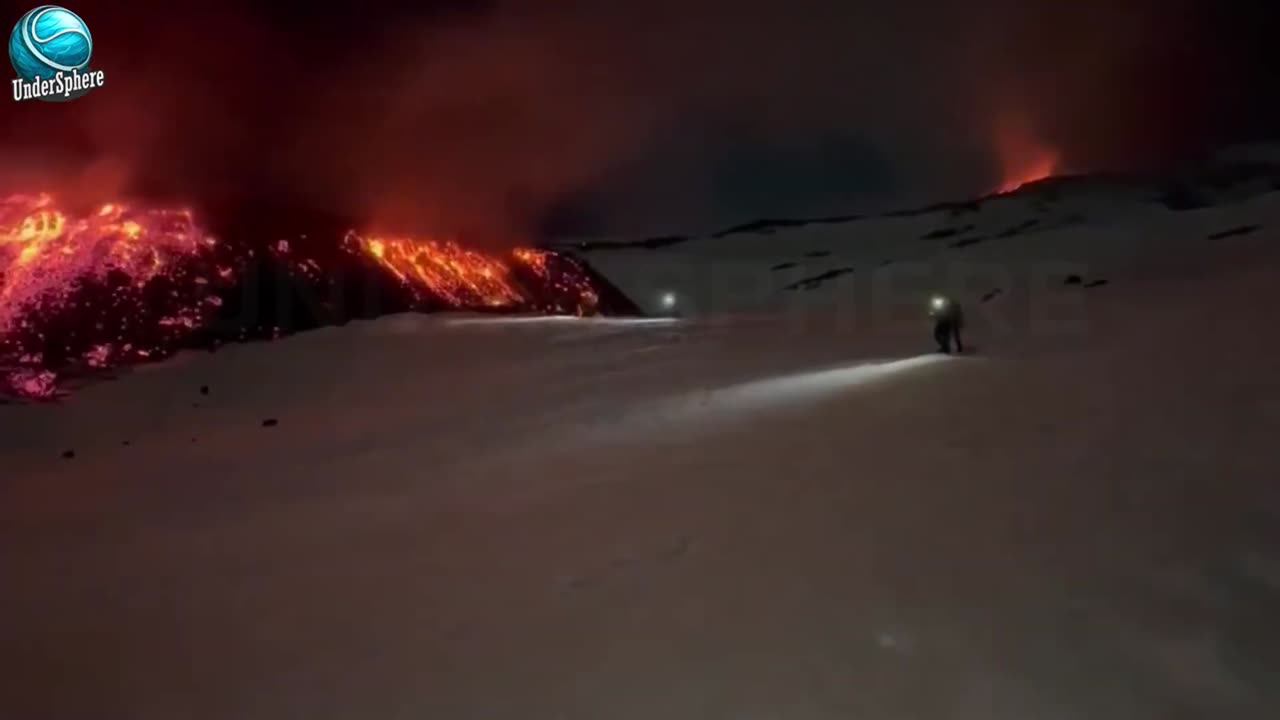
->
0 194 221 332
342 232 600 315
1 193 231 398
344 232 526 308
1 194 629 400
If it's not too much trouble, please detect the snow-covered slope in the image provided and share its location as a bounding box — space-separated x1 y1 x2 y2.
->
579 174 1279 318
2 180 1279 718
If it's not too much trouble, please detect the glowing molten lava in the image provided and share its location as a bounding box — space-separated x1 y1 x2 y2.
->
1 193 229 398
344 233 599 315
0 194 620 400
1 194 213 330
343 232 525 308
994 114 1059 194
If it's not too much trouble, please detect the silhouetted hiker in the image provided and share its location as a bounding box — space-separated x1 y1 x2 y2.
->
929 295 964 354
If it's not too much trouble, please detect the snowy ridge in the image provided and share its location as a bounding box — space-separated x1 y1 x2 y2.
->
3 174 1280 718
581 172 1280 317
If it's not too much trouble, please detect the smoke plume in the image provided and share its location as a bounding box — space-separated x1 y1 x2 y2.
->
1 0 1275 241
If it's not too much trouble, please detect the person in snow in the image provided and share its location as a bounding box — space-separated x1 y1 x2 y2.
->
929 295 964 354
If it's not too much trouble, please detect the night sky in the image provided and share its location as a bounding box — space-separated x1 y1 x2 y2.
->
1 0 1277 242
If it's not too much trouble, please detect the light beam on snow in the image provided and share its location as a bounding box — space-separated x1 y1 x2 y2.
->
573 354 952 449
705 354 949 412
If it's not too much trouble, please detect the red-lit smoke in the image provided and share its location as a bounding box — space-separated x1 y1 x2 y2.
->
993 112 1060 194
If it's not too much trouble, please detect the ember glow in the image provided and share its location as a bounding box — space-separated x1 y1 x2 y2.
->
994 114 1060 194
512 248 600 317
998 151 1058 194
1 193 231 399
345 233 600 316
344 232 525 308
0 194 625 400
1 195 198 327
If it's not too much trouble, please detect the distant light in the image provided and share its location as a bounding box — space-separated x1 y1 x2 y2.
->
931 296 947 310
660 291 678 310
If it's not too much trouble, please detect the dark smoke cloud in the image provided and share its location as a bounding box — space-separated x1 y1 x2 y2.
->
0 0 1275 241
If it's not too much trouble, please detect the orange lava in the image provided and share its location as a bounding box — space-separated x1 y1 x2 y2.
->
344 233 599 315
343 231 525 308
1 195 611 399
514 247 599 316
1 193 226 398
994 115 1059 194
1 193 220 332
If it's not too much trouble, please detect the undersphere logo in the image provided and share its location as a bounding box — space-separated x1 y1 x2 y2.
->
9 5 103 102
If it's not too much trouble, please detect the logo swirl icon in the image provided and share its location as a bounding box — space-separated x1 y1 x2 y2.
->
9 5 101 102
